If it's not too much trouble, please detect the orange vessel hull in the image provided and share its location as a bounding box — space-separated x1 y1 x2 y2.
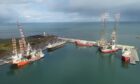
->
17 61 29 67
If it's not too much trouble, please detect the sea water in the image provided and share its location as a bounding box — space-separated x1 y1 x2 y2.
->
0 22 140 84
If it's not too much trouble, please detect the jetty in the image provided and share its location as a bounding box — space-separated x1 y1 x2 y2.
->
59 37 139 64
58 37 97 44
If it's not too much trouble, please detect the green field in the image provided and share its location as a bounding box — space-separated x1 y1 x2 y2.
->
0 35 57 58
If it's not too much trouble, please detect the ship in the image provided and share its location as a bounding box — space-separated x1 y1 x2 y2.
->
121 48 131 62
98 13 120 53
46 40 66 51
99 30 120 53
121 47 139 64
11 22 45 68
24 43 45 62
100 45 119 53
28 49 44 62
11 38 29 67
75 40 94 47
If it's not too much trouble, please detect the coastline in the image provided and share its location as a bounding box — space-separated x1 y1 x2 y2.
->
0 34 58 58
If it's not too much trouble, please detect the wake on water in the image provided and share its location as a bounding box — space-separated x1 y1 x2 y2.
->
0 56 11 66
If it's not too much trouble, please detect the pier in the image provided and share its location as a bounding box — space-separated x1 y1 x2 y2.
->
58 37 97 44
58 37 139 64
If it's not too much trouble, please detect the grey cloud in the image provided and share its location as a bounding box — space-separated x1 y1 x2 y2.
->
0 0 140 22
0 4 28 23
44 0 140 21
0 0 29 4
71 0 140 21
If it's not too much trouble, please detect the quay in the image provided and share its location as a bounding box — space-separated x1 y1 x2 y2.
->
58 37 139 64
58 37 97 44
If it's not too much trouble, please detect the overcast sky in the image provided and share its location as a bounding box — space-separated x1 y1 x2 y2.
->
0 0 140 23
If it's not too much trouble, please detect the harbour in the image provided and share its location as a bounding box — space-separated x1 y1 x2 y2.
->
0 21 140 66
0 22 140 84
1 0 140 83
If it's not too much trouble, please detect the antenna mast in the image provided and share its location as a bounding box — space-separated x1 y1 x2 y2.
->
12 38 17 55
17 20 27 51
112 13 120 44
99 12 109 46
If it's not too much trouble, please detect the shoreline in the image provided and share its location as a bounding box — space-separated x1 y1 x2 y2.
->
0 34 58 58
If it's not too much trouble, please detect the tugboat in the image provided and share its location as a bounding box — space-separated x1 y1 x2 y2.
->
46 40 66 51
11 54 29 67
75 40 94 47
121 48 131 62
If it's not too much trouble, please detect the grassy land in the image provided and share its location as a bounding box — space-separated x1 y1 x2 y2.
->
0 34 57 58
0 39 12 57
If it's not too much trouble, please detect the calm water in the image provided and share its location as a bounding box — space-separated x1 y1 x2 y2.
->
0 22 140 84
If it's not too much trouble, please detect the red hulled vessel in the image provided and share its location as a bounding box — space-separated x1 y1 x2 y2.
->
75 40 94 47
